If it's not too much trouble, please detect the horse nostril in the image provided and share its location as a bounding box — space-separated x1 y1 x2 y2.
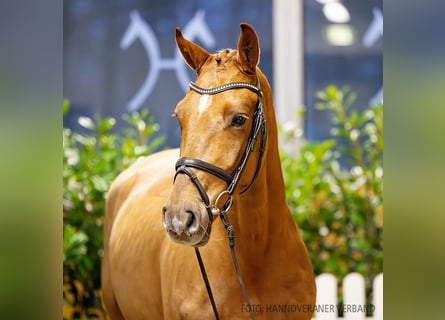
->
162 204 171 231
185 210 199 234
185 210 194 229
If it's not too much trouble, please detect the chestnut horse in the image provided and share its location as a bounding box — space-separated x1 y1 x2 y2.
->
102 23 316 319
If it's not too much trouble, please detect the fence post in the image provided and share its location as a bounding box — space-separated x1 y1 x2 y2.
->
372 273 383 320
343 273 366 320
314 273 338 320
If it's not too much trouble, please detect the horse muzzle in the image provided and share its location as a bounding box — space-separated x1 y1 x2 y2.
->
162 198 212 247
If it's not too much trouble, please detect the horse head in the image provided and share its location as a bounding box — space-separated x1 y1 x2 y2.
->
162 23 265 246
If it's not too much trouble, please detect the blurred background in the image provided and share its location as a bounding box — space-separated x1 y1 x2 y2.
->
63 0 382 319
63 0 382 146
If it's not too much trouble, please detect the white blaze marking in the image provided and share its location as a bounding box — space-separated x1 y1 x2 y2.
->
197 94 212 115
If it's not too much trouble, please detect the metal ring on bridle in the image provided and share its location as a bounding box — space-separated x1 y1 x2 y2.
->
211 190 233 215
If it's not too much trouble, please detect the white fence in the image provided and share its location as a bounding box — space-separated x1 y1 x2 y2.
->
312 273 383 320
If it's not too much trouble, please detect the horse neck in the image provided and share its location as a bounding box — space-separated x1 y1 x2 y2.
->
230 73 293 260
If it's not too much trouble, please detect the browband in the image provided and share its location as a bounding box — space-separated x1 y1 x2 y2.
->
189 81 262 97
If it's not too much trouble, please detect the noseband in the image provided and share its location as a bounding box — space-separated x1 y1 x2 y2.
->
173 77 267 320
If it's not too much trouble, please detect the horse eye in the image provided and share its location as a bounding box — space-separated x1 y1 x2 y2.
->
231 114 247 127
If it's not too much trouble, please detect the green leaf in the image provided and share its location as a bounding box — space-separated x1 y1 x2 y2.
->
97 117 116 134
63 99 70 117
326 85 338 100
90 175 109 192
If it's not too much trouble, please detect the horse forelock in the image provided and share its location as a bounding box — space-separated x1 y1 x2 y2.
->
214 49 236 66
198 48 258 86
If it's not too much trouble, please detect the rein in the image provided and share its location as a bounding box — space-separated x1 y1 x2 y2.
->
173 77 267 320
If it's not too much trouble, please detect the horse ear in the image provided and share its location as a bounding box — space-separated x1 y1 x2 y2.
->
237 23 260 74
175 27 209 73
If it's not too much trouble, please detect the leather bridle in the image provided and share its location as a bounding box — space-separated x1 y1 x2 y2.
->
173 76 267 320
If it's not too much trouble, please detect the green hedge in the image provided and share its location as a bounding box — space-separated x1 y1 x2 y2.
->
281 86 383 306
63 86 383 318
63 102 165 318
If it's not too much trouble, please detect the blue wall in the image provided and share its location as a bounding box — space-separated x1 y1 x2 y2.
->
63 0 273 148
